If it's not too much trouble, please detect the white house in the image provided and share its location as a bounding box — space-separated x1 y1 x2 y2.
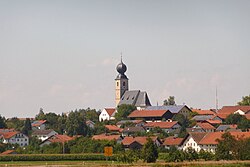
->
32 129 58 141
99 108 116 122
182 132 250 153
0 131 29 147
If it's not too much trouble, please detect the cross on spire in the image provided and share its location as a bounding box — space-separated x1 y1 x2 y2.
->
120 52 123 63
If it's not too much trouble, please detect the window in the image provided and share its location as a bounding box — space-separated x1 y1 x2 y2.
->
123 82 126 86
117 82 119 86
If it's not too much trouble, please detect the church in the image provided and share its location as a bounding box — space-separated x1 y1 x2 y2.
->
115 58 151 109
99 58 151 122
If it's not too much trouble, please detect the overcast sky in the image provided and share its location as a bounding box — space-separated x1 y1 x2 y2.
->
0 0 250 118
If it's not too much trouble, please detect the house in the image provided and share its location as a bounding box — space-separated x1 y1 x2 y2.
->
163 136 184 150
86 120 95 129
187 122 215 133
192 109 215 115
31 120 47 130
118 90 151 110
40 134 74 147
105 125 122 133
121 136 161 150
145 105 192 118
0 131 29 147
128 110 173 122
99 108 116 122
32 129 58 141
116 120 146 128
191 115 214 122
182 132 207 152
144 121 181 133
216 106 250 119
122 126 146 136
216 124 238 132
92 134 123 143
182 132 250 153
198 132 250 153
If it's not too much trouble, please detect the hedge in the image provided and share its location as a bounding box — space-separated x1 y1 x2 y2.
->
0 154 117 161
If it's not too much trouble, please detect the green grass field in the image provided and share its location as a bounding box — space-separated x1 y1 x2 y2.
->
0 160 250 167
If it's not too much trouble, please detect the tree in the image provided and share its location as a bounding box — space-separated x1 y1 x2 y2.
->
35 108 46 120
163 96 176 106
0 115 6 129
142 138 158 163
6 117 24 131
215 132 236 160
65 111 88 136
238 95 250 106
225 114 250 131
115 104 136 121
22 118 32 136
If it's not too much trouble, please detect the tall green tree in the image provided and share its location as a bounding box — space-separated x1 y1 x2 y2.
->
22 118 32 136
237 95 250 106
163 96 176 106
115 104 136 121
35 108 46 120
0 115 6 129
65 111 88 136
142 138 158 163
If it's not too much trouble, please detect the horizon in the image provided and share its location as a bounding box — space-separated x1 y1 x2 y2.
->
1 0 250 118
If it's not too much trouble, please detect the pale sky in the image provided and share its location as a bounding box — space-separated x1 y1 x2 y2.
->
0 0 250 118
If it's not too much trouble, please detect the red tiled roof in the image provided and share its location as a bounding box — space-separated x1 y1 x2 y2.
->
199 132 250 145
32 120 47 127
216 113 229 119
218 106 250 114
192 109 215 115
145 121 178 129
104 108 116 116
1 150 16 155
205 119 222 124
92 134 121 141
122 136 158 145
48 134 74 143
128 110 168 118
0 131 18 139
245 114 250 120
105 125 121 132
196 122 215 130
163 136 184 146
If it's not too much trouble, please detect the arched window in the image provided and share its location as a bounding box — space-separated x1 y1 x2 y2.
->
117 82 119 86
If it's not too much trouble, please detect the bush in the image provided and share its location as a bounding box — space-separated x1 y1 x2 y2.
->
116 150 141 163
0 154 116 161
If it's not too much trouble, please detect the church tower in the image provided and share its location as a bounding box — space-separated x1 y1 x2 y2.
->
115 57 129 106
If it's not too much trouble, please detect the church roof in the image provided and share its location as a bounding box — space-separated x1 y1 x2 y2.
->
118 90 151 107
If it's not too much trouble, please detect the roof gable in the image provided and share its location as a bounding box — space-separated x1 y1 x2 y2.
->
104 108 116 116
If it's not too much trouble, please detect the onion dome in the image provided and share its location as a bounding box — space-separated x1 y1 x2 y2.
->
116 57 128 79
